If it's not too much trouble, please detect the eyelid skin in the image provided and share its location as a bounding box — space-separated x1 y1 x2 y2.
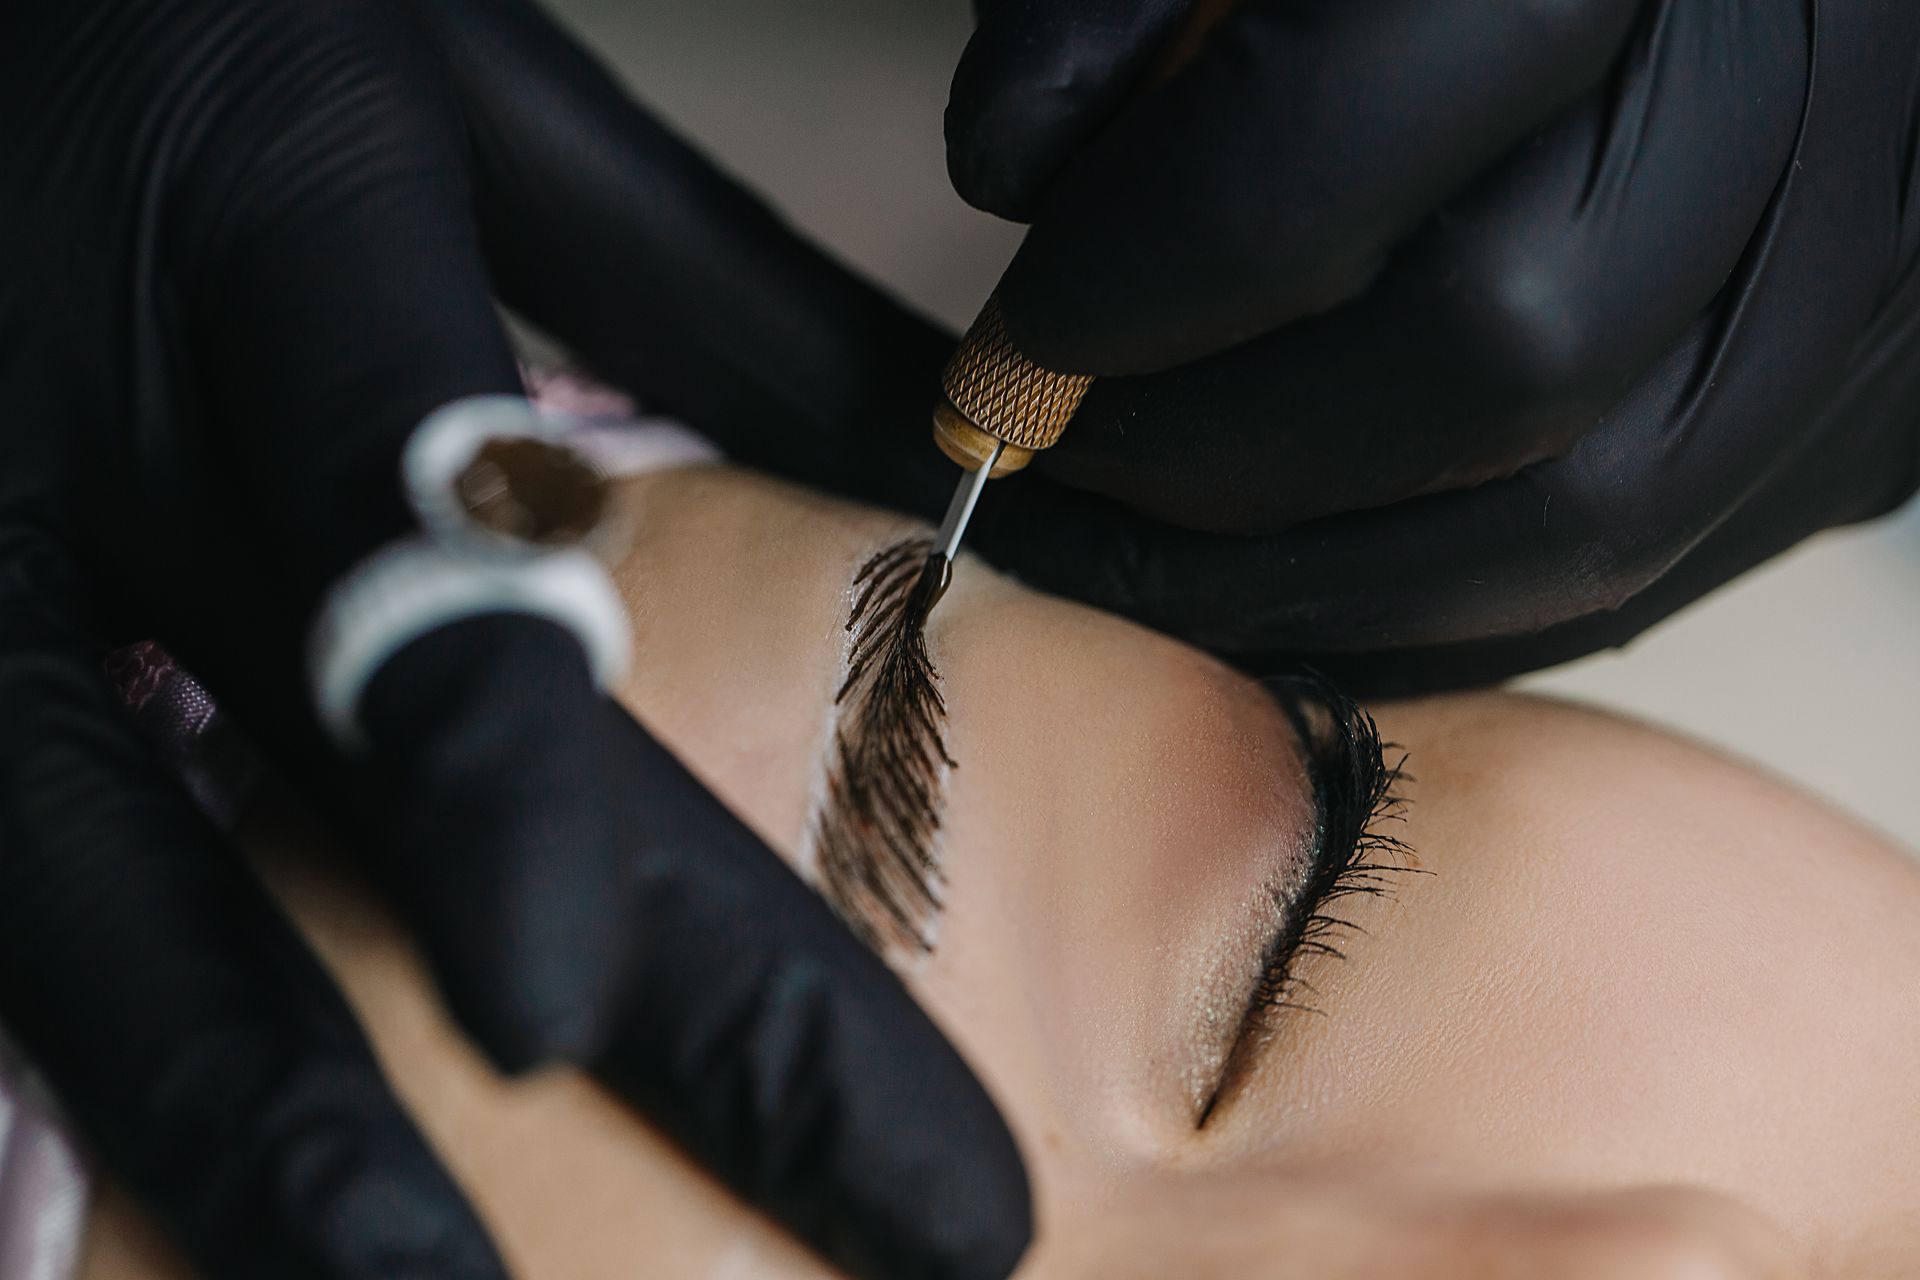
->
1194 676 1417 1128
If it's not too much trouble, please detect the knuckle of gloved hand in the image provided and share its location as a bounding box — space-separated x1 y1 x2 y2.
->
1444 235 1620 402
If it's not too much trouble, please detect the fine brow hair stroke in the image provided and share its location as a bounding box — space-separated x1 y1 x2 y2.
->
814 537 954 953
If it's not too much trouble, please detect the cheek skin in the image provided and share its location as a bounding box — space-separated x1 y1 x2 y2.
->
1224 695 1920 1276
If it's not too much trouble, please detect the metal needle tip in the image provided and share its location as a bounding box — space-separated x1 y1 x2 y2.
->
921 438 1004 614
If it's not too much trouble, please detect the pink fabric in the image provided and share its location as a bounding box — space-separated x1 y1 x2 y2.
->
521 363 638 419
523 364 720 475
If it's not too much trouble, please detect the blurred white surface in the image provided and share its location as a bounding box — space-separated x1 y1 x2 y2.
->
546 0 1920 848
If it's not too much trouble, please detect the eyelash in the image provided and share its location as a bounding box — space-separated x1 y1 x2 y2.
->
1197 672 1420 1126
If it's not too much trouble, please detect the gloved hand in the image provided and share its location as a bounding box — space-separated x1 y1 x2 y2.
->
929 0 1920 692
0 1 1026 1278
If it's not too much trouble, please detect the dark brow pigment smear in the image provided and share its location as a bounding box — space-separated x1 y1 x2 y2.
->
813 536 955 953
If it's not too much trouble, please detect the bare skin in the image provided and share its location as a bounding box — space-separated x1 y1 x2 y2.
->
83 465 1920 1278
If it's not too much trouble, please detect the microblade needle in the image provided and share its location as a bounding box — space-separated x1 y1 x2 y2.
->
915 437 1005 614
912 2 1236 625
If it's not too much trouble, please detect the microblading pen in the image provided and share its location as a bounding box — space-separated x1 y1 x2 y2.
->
910 0 1239 615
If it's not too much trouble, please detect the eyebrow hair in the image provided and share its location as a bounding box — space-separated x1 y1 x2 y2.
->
810 536 954 954
1196 669 1416 1127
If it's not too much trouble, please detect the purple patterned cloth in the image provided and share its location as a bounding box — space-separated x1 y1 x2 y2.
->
102 641 264 832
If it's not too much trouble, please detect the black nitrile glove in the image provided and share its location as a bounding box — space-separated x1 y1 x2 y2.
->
928 0 1920 692
0 1 1026 1277
357 615 1020 1280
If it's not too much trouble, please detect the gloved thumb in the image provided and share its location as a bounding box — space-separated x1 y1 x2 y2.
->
946 0 1199 220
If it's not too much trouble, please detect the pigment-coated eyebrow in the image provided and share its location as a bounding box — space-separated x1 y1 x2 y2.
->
811 535 955 954
1195 673 1414 1127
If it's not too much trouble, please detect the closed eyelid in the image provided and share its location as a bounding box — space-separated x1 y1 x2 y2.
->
1195 676 1417 1127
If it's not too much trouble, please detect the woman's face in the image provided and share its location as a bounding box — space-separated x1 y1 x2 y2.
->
603 465 1920 1276
95 460 1918 1278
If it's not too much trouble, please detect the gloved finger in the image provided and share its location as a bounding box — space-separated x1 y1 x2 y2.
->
589 707 1031 1280
960 283 1897 666
409 0 956 468
1291 319 1920 696
954 4 1917 686
994 0 1643 374
164 0 524 601
1034 0 1811 534
353 615 1031 1280
946 0 1202 220
0 527 504 1278
1294 451 1910 698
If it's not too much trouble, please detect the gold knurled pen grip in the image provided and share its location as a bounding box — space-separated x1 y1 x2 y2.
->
933 295 1093 477
931 0 1238 479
